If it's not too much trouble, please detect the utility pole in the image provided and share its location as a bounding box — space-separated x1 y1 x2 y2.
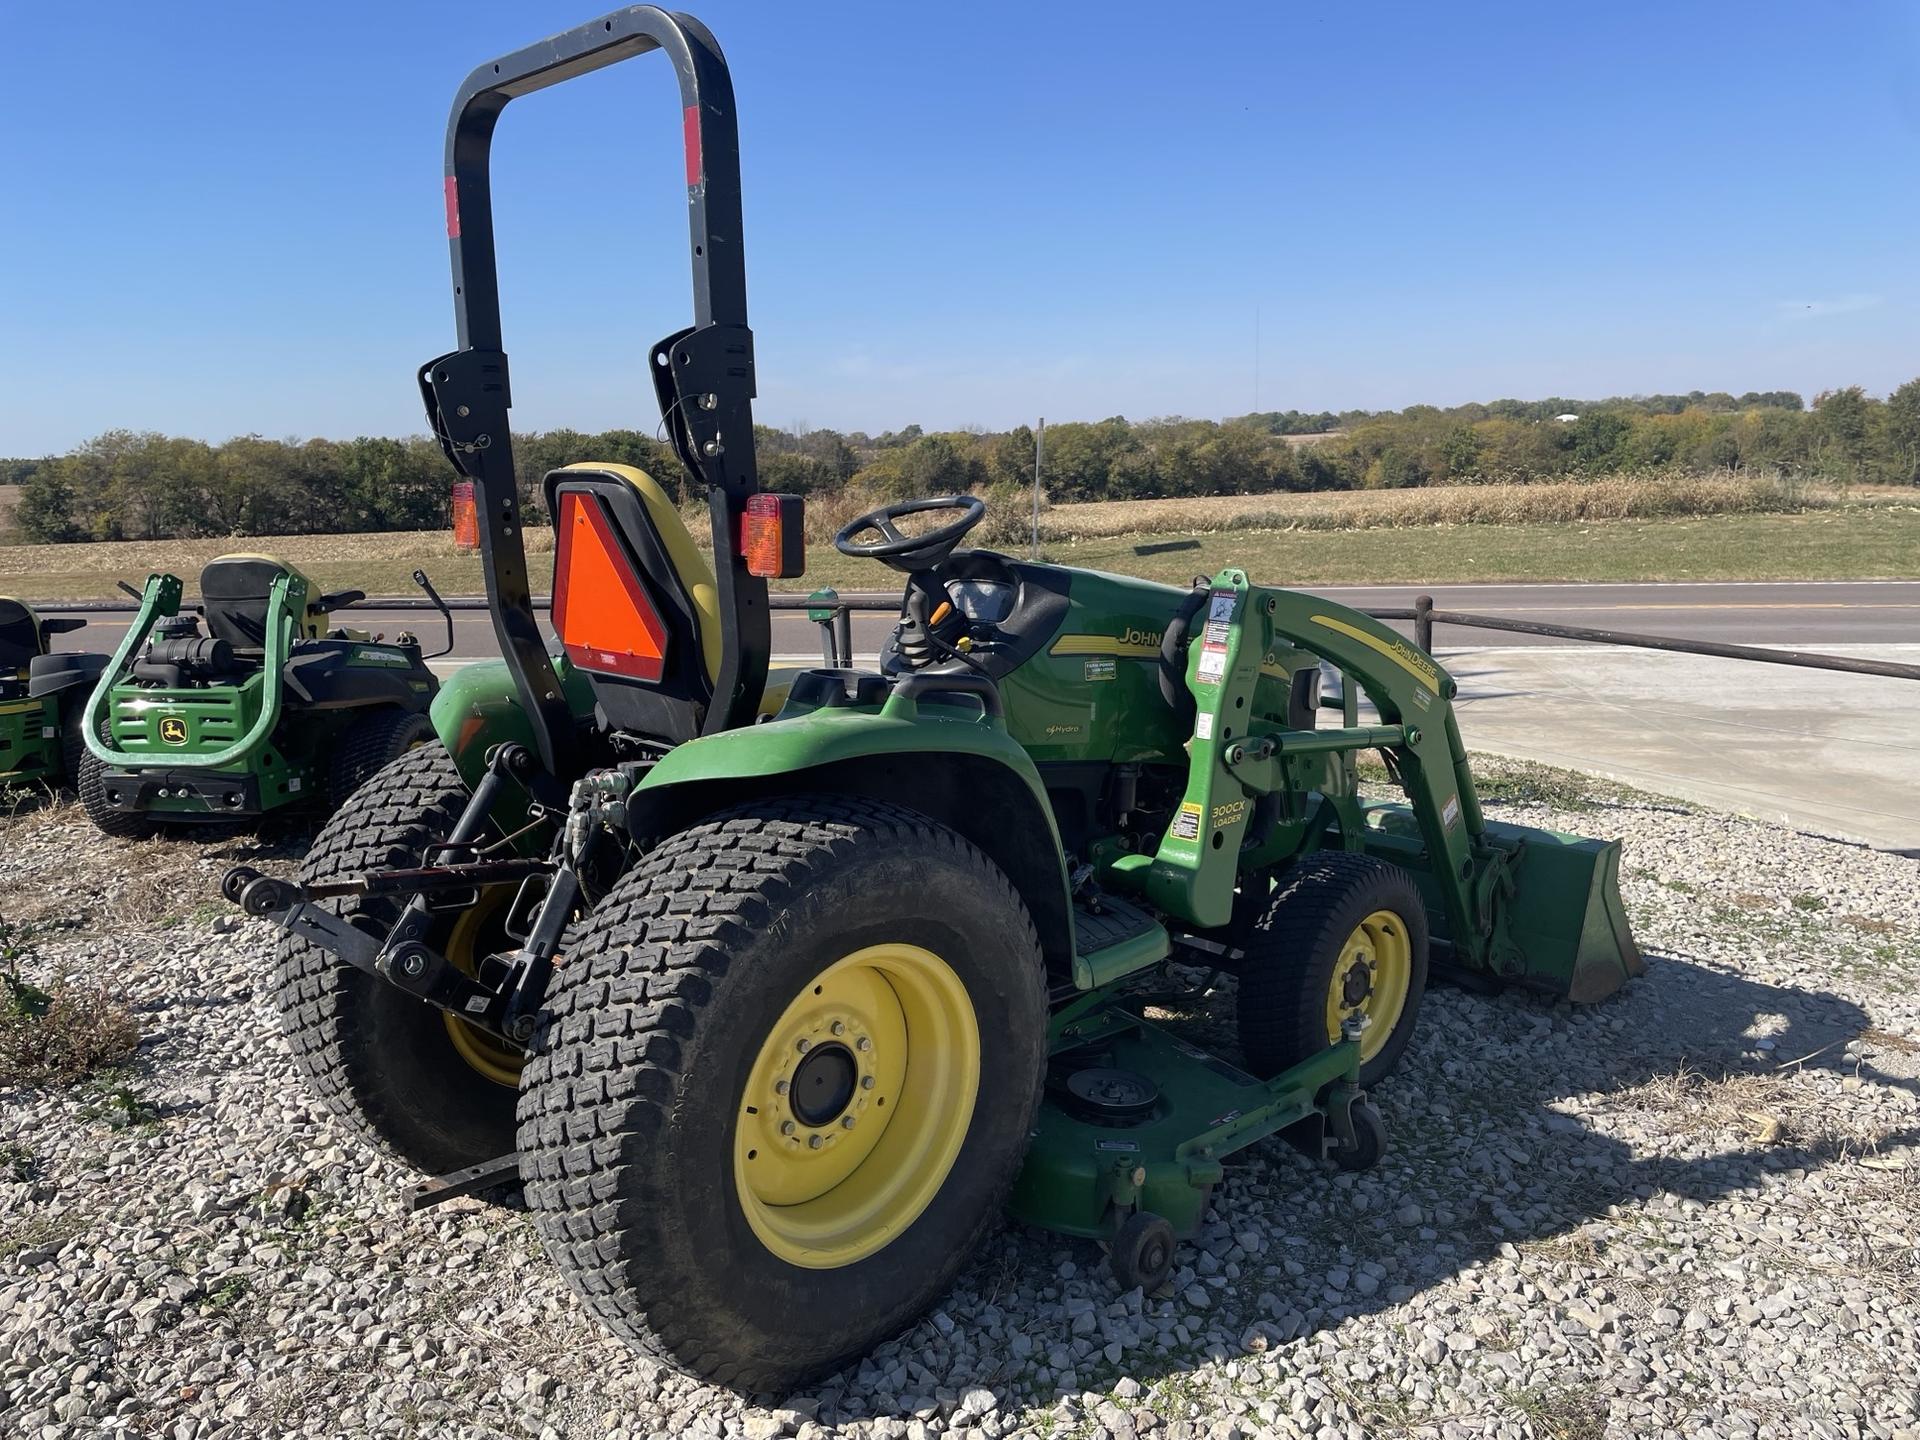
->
1031 417 1045 559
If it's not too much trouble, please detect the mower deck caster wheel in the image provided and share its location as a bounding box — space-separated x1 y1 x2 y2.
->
221 867 260 905
1109 1210 1176 1294
1329 1100 1386 1172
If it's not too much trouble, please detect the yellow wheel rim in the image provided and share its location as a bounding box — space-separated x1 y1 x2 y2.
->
1325 908 1412 1064
733 943 980 1269
441 889 524 1088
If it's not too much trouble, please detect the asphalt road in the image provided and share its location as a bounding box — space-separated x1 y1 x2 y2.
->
47 580 1920 662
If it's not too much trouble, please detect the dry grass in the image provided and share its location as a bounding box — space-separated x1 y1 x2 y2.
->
1610 1058 1900 1160
0 526 553 593
0 917 141 1087
1037 471 1816 540
0 793 298 932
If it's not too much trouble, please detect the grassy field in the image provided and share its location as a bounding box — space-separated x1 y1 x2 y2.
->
2 483 1914 602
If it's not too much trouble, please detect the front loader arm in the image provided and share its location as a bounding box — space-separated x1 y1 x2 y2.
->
1107 570 1502 972
1107 568 1639 1001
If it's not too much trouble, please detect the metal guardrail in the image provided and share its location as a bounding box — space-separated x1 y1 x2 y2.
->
1392 594 1920 682
32 589 1920 682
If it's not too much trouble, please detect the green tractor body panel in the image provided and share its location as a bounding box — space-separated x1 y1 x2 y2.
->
992 567 1188 767
431 654 598 788
100 667 308 815
3 606 109 788
0 690 58 786
639 691 1056 795
989 565 1320 770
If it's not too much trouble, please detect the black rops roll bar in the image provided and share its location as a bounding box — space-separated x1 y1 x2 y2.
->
417 7 771 777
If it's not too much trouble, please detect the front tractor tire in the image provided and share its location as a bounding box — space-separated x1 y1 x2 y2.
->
273 744 519 1174
516 797 1048 1391
1237 852 1429 1089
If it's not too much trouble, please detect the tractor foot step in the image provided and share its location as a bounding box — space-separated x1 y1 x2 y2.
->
1072 894 1170 990
406 1153 521 1212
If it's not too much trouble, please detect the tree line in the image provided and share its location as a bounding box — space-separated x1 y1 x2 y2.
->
5 382 1916 543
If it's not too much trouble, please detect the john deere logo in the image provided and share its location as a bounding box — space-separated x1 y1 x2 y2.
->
158 716 189 746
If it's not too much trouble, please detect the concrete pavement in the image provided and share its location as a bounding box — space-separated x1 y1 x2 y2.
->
1437 643 1920 853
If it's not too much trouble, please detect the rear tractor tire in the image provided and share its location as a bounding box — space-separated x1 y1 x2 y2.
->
516 796 1049 1392
274 743 520 1175
1237 852 1429 1089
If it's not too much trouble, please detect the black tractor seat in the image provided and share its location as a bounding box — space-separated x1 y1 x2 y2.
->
0 596 42 671
197 555 326 650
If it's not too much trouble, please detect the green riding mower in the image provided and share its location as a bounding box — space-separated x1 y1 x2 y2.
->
0 596 106 789
222 7 1641 1392
77 554 452 837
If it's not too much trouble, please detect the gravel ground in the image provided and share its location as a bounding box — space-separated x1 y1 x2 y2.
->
3 769 1918 1440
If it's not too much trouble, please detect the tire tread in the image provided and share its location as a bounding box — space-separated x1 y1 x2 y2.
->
516 794 1047 1391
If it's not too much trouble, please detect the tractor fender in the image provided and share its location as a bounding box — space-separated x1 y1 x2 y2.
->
280 643 439 712
27 651 110 701
428 656 598 788
632 702 1077 982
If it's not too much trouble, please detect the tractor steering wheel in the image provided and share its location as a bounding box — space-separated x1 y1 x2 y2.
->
833 495 986 573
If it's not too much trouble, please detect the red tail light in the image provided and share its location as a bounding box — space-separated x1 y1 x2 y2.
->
738 494 806 579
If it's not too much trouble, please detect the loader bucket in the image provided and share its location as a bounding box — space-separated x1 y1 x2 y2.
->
1483 818 1644 1002
1358 805 1644 1002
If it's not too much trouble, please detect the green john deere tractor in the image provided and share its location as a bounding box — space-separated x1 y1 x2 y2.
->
77 555 452 836
0 596 106 789
224 7 1641 1392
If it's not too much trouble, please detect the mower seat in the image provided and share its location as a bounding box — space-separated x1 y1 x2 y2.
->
198 555 326 651
545 464 724 742
0 597 45 671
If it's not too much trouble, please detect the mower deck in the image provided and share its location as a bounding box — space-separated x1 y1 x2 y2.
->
1009 995 1367 1242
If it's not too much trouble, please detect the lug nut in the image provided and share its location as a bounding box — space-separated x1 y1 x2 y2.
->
780 1121 795 1136
796 1038 811 1053
774 1080 789 1095
841 1116 856 1129
808 1134 824 1149
860 1076 875 1090
856 1037 872 1052
829 1020 845 1036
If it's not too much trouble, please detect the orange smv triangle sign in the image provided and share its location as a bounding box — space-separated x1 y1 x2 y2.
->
551 491 669 682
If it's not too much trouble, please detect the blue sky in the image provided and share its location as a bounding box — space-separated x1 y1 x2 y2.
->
2 1 1916 455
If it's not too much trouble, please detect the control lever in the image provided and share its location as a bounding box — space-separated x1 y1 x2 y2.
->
412 569 456 659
